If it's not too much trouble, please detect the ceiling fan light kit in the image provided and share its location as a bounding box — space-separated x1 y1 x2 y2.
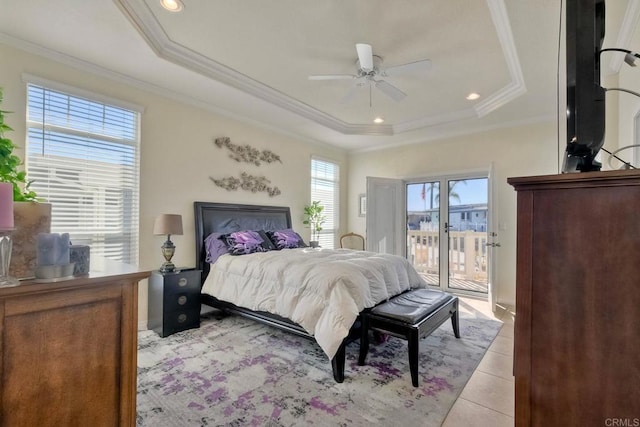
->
308 43 432 106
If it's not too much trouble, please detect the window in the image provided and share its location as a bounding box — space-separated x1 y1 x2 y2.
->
26 81 141 264
310 157 339 249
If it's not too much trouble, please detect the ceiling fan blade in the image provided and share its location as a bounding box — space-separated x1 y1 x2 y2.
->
375 80 407 102
356 43 374 71
382 59 432 77
308 74 356 80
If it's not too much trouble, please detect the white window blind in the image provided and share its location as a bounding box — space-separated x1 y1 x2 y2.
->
311 157 339 249
26 83 140 264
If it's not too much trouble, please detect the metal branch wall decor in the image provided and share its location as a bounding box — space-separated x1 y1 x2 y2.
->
214 137 282 166
210 172 282 197
210 137 283 197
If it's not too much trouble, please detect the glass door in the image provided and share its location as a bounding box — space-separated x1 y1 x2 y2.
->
406 180 440 287
406 175 489 295
445 177 488 293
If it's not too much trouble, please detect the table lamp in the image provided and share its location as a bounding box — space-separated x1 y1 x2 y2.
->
153 214 183 273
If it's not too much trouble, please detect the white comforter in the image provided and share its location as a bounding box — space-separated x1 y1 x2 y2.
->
201 248 426 359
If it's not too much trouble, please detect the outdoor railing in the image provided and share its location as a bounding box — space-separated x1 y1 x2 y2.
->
407 230 488 282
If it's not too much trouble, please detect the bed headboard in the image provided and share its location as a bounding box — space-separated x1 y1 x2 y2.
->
193 202 292 284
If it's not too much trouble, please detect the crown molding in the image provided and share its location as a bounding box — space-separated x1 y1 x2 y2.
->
394 0 526 133
115 0 525 136
354 113 555 154
115 0 367 134
475 0 527 117
0 32 339 151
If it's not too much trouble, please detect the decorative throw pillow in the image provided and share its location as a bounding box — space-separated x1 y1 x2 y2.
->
267 229 307 250
256 230 277 251
204 232 229 264
225 230 270 255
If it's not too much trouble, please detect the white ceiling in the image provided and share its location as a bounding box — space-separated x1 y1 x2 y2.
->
0 0 635 151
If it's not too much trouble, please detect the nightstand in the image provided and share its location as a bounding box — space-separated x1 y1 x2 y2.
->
148 268 201 337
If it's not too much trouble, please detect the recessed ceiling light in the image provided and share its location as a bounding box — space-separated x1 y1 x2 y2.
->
161 0 183 12
373 117 384 124
466 92 480 100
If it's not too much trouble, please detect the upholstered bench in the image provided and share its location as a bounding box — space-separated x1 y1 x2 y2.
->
358 288 460 387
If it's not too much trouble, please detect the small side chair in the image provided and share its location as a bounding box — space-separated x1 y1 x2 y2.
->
340 232 365 250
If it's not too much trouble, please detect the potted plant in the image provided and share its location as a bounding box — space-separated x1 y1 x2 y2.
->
303 200 326 248
0 87 51 279
0 88 38 202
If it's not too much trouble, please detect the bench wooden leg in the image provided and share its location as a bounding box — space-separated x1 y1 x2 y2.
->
451 299 461 338
408 328 420 387
331 340 346 383
358 314 369 366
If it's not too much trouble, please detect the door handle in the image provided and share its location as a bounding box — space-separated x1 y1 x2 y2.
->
485 242 501 247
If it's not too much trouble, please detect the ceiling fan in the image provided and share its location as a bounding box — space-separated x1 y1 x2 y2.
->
308 43 432 104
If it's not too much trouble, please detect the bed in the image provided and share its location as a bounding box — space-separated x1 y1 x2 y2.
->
194 201 426 382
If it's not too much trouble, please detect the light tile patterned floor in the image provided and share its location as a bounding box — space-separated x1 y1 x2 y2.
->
441 299 515 427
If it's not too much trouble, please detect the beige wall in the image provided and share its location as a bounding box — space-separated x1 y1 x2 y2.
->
347 123 559 305
0 42 348 327
616 28 640 162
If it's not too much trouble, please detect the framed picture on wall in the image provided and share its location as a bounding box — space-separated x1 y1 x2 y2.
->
358 193 366 217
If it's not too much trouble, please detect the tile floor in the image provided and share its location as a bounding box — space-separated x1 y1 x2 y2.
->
441 298 516 427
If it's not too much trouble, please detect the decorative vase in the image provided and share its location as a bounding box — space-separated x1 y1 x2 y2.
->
0 230 20 287
309 241 320 248
10 202 52 279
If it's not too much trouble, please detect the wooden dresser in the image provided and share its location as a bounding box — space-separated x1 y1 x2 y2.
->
0 259 150 426
508 170 640 426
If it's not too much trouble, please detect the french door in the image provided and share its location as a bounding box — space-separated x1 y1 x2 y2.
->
406 174 492 296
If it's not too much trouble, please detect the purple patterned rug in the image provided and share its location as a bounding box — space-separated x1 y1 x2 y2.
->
137 306 502 426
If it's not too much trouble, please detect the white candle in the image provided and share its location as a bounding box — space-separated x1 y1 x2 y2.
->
37 233 71 266
0 182 14 230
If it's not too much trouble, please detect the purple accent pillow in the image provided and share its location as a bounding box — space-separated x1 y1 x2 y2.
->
225 230 269 255
267 229 307 250
204 232 229 264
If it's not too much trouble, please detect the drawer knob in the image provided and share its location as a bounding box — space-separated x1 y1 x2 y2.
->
177 295 187 305
178 278 188 287
177 314 187 323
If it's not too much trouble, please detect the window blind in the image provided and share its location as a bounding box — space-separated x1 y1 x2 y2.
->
311 157 339 249
26 83 140 264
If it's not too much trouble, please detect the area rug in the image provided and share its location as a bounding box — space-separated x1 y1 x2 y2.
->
137 305 502 427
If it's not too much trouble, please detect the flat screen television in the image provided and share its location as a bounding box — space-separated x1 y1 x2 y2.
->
562 0 606 173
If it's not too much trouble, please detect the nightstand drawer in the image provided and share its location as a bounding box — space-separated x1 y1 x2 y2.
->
163 309 200 336
162 270 200 294
163 291 200 313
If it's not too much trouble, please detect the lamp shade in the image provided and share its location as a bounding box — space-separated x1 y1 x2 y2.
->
153 214 183 236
